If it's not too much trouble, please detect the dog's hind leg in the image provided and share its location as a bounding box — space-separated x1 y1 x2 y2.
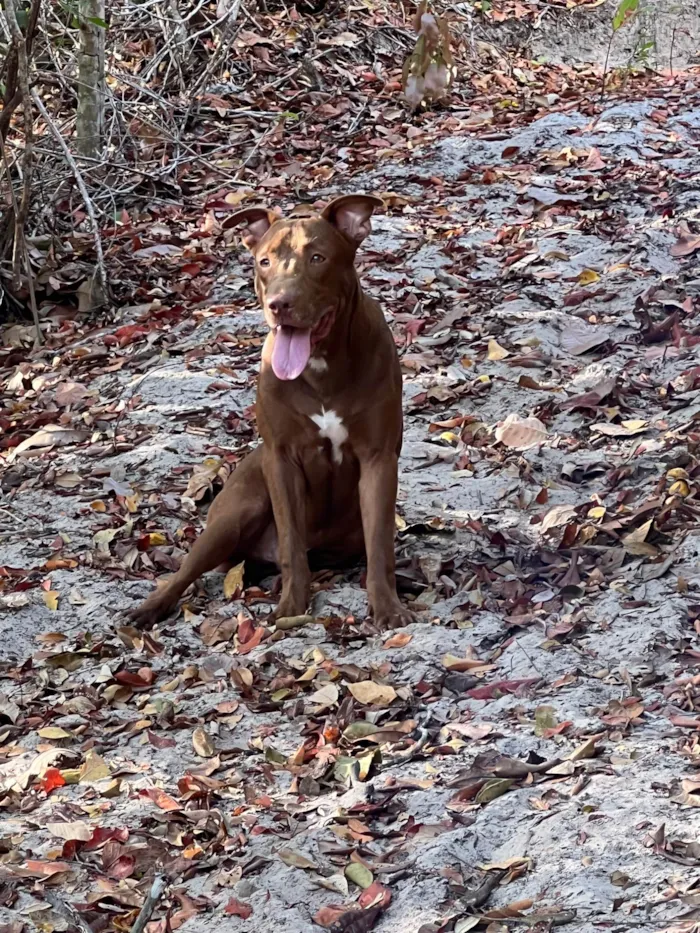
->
128 450 271 627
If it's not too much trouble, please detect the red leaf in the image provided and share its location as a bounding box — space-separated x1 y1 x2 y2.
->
115 667 154 688
24 860 72 877
224 898 253 919
238 617 255 644
141 788 181 811
359 882 392 910
107 854 135 879
238 626 265 655
671 232 700 258
313 905 347 928
467 677 540 700
40 768 66 793
84 827 129 850
148 730 177 749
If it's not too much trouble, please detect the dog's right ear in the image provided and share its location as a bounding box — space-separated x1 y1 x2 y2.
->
226 207 278 250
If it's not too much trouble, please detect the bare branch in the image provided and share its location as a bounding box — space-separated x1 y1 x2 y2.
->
31 88 108 307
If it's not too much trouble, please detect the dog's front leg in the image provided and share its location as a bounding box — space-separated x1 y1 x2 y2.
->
263 447 310 618
358 451 413 628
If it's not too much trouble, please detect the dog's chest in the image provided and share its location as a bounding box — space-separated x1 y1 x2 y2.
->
309 408 348 465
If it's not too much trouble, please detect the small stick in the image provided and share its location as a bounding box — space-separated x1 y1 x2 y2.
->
43 891 95 933
131 873 167 933
4 0 34 294
30 88 108 305
0 131 42 345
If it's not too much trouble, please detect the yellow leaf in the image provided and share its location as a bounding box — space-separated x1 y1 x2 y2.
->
79 751 110 783
487 338 509 360
148 532 167 546
395 513 407 531
125 493 141 513
38 727 72 740
46 820 92 841
588 506 606 520
348 681 397 707
90 500 106 512
192 726 215 758
670 480 690 497
578 269 600 285
622 519 658 557
43 590 59 611
621 419 648 432
667 468 689 480
223 561 245 599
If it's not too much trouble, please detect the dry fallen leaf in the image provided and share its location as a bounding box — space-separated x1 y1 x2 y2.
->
560 321 611 355
622 519 658 557
46 820 93 841
348 681 397 707
495 414 548 450
487 338 509 360
578 268 601 285
540 504 577 533
43 590 59 610
590 419 648 437
223 561 245 599
192 726 215 758
383 632 413 649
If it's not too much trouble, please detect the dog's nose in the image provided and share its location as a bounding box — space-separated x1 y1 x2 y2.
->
267 294 295 319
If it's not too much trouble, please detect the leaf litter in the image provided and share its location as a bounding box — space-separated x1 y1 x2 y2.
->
3 4 700 933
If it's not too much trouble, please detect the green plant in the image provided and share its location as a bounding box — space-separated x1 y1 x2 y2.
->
600 0 641 101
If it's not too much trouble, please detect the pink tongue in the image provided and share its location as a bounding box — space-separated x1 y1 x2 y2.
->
271 325 311 380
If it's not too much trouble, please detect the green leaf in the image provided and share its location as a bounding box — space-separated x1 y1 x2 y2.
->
475 778 514 804
345 862 373 889
534 705 558 737
86 15 108 27
612 0 638 31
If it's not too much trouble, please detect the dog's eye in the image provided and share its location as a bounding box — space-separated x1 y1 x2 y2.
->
310 253 325 264
258 257 271 268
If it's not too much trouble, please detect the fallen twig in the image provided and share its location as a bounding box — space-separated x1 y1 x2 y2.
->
130 873 167 933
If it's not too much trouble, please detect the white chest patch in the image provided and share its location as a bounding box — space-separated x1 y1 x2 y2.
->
307 356 328 374
310 408 348 465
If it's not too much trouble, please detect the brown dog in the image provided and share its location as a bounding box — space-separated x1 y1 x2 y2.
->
129 194 412 628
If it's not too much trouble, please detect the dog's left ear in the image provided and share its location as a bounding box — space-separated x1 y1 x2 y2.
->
322 194 384 246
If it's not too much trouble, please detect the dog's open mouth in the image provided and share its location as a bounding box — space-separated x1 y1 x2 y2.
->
271 311 334 381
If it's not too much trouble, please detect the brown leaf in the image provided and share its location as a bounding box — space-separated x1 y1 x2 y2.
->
199 616 237 646
494 414 548 451
348 681 397 707
142 787 180 811
223 561 245 599
192 727 215 758
622 519 658 557
671 226 700 257
224 898 253 919
382 632 413 649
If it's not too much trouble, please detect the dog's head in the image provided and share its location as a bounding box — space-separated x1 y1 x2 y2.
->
229 194 383 380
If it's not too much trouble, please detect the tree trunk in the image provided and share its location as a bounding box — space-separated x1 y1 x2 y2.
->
75 0 105 158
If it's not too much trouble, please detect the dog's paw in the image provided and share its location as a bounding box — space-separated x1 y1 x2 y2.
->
371 597 415 630
273 595 309 621
127 593 177 629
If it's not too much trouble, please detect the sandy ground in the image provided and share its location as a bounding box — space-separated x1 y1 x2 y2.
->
4 89 700 933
